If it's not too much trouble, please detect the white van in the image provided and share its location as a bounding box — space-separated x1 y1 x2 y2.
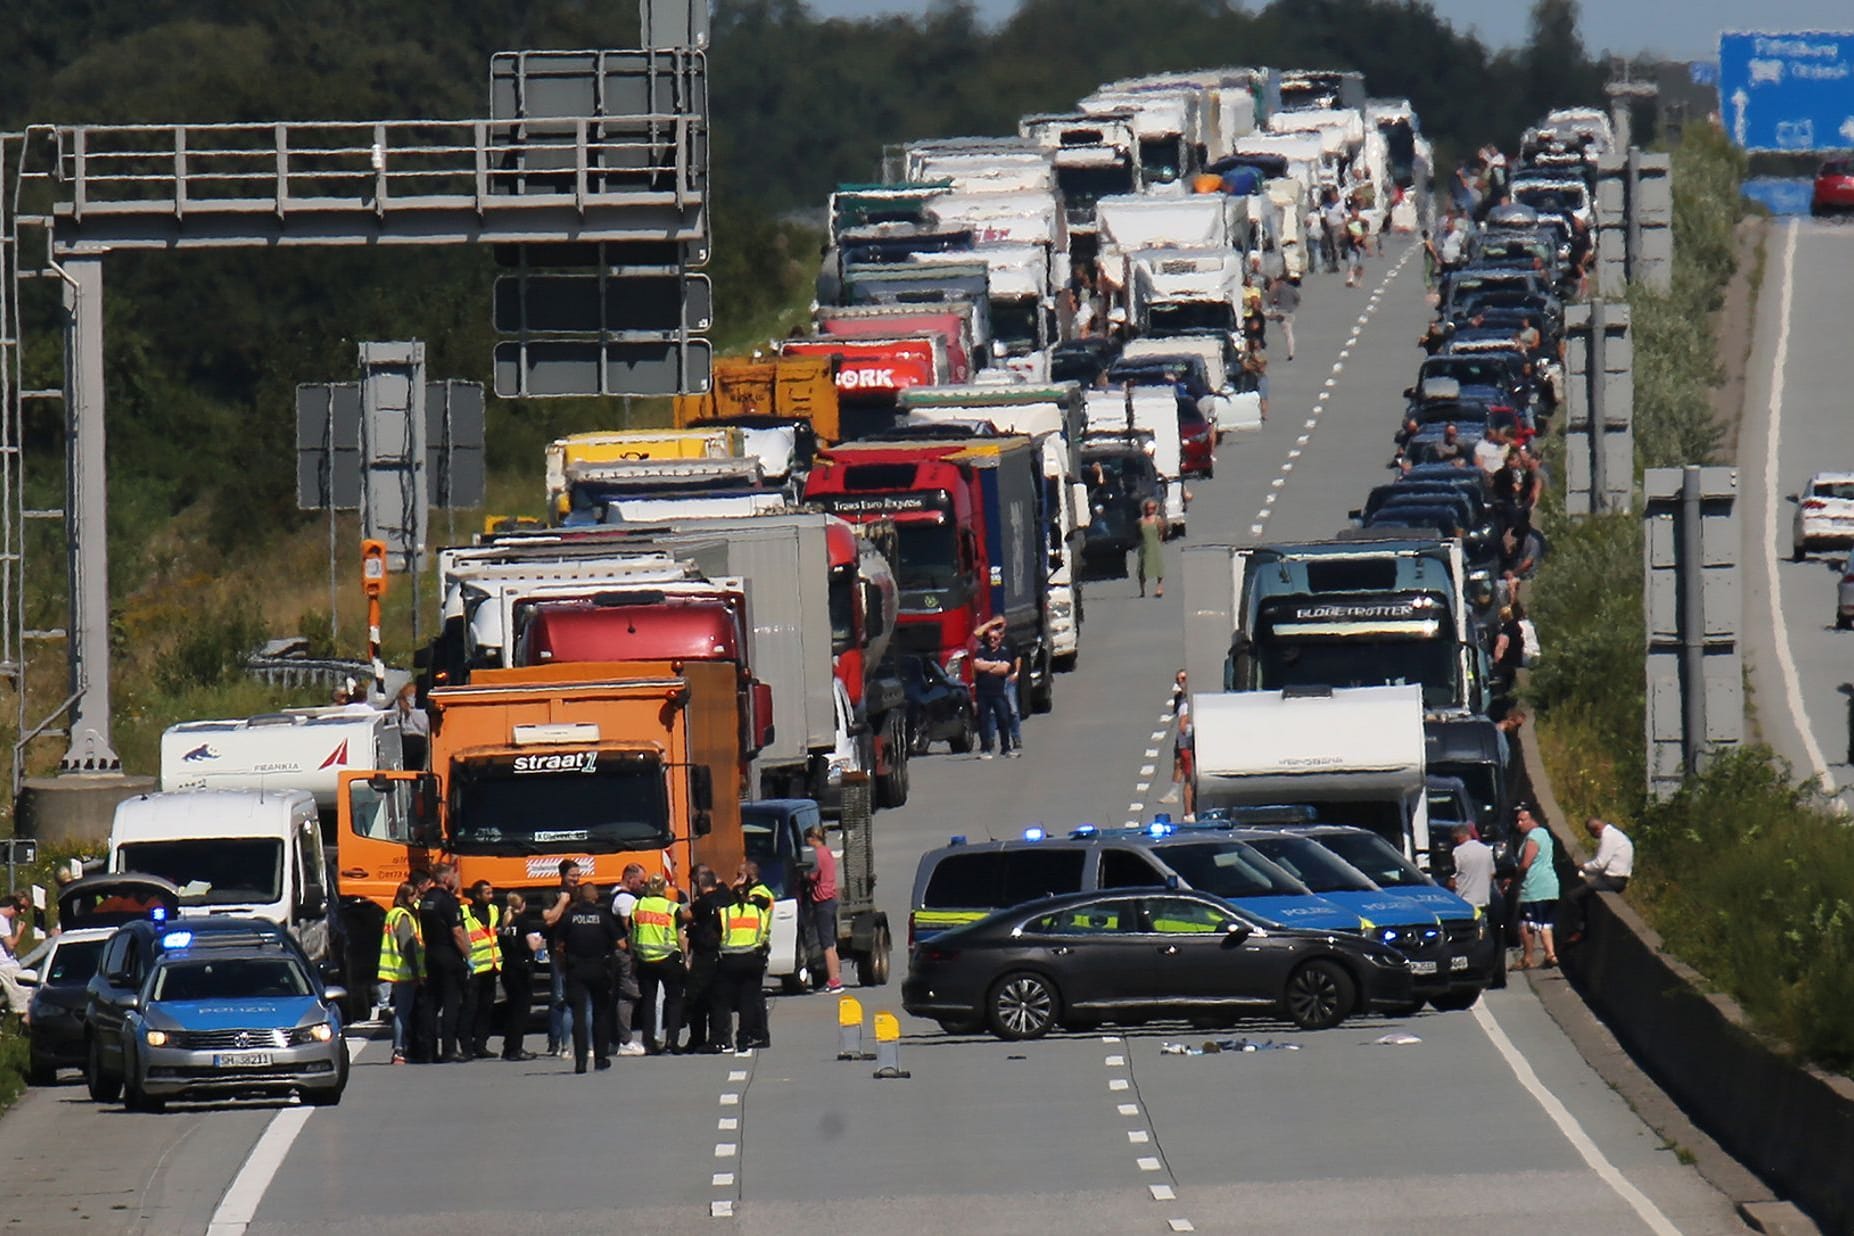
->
161 709 404 838
108 789 332 965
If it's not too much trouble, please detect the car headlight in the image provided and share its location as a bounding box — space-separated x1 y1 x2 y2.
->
307 1022 335 1043
144 1029 169 1047
1364 949 1408 968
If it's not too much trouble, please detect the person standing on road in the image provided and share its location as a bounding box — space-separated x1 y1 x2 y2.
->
610 864 647 1057
972 621 1021 759
716 876 773 1053
1445 824 1503 989
462 880 502 1059
555 882 621 1073
683 867 733 1053
541 860 581 1059
1161 670 1197 820
1513 805 1560 970
377 881 424 1065
1562 817 1635 944
497 892 539 1061
803 825 844 994
417 863 473 1063
737 861 776 1049
1136 500 1166 599
1267 275 1299 362
631 874 688 1054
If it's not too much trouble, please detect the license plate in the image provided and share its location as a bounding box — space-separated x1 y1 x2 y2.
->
1450 955 1469 971
1409 960 1438 975
214 1051 273 1068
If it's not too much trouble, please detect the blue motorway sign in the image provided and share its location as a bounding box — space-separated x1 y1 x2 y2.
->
1719 32 1854 151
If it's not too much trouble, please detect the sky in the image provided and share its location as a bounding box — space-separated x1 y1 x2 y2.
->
797 0 1852 62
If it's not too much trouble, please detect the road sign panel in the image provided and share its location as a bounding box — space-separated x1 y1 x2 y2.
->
493 272 712 335
493 338 712 398
1719 31 1854 151
296 384 362 510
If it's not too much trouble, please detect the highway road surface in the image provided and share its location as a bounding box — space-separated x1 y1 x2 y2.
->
1743 217 1854 808
0 242 1748 1236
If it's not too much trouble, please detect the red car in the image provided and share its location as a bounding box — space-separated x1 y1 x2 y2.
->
1179 402 1216 478
1814 160 1854 216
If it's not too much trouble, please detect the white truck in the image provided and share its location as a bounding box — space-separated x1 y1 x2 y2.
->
899 382 1091 668
1119 336 1259 434
1081 87 1202 185
1094 194 1244 307
1191 684 1435 868
1084 387 1185 534
1128 246 1245 352
1019 110 1141 264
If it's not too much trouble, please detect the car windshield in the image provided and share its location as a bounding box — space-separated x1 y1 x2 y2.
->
449 754 670 853
741 821 790 899
894 520 961 591
43 938 105 987
117 839 284 907
1312 831 1430 889
1240 835 1378 892
1157 841 1306 897
1426 359 1510 388
152 956 312 1002
1515 186 1582 213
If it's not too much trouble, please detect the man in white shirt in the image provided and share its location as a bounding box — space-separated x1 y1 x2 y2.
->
0 897 30 1019
1473 428 1509 476
1564 817 1634 944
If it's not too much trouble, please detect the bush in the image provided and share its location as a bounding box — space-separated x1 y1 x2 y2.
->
0 1022 26 1113
154 603 266 694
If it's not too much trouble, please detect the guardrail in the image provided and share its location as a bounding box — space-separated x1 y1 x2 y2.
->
54 116 705 220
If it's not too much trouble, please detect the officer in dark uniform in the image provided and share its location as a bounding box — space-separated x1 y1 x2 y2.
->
417 863 473 1063
497 892 539 1061
682 867 733 1053
554 881 622 1073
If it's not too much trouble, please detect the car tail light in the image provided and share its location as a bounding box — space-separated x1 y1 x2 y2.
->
1804 499 1827 510
920 946 960 964
907 912 917 950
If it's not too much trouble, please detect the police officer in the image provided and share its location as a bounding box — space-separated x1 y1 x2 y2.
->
417 863 473 1063
739 861 776 1049
631 874 688 1054
683 867 733 1053
716 870 773 1052
462 880 502 1059
610 864 647 1057
554 882 622 1073
497 892 540 1061
377 880 424 1065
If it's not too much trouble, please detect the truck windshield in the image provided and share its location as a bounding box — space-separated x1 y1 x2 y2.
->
117 839 284 907
1156 842 1305 898
1056 164 1134 210
1308 802 1411 857
894 521 960 593
1147 302 1235 336
450 754 670 854
989 297 1040 349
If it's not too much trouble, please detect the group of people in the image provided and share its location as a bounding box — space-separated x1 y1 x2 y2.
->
1449 806 1636 974
375 835 841 1073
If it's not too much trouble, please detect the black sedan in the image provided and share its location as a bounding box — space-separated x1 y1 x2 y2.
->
902 888 1413 1039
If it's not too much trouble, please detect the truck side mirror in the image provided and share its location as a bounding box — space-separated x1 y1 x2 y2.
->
690 765 715 813
862 582 886 640
411 774 442 847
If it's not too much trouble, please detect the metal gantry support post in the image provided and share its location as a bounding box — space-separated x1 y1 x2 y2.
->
1564 301 1634 516
1643 466 1743 797
58 254 118 771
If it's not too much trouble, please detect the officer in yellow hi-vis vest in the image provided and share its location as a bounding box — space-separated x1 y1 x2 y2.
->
718 866 775 1050
630 875 688 1054
462 880 503 1060
378 880 425 1065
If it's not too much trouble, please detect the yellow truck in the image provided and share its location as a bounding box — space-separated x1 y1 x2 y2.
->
545 428 745 521
672 354 842 446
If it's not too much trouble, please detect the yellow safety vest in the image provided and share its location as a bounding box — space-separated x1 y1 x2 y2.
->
632 895 679 962
463 902 501 975
747 883 776 948
722 900 769 955
378 904 423 983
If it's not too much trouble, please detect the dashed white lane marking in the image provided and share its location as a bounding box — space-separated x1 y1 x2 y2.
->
1151 1185 1177 1201
1169 1221 1196 1233
1118 1102 1140 1116
1109 1078 1131 1091
711 1201 735 1219
1135 781 1151 793
1473 1003 1681 1235
1145 748 1161 758
1263 492 1277 504
720 1092 739 1105
1138 1157 1164 1172
1106 1054 1125 1066
1296 434 1310 444
1250 523 1264 536
1103 1028 1195 1230
1760 221 1838 795
719 1117 738 1131
715 1143 738 1158
1257 508 1273 519
1139 763 1156 776
1128 802 1144 812
713 1172 734 1187
1129 1130 1151 1144
1149 730 1166 741
1287 449 1301 459
728 1069 748 1081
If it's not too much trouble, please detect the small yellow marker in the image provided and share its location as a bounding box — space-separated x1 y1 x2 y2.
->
836 995 870 1061
872 1011 909 1079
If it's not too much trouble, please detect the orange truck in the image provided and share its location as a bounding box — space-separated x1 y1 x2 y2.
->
336 659 744 927
671 353 843 446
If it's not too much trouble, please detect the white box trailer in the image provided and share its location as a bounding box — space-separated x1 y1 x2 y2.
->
1119 337 1258 434
161 710 404 835
1084 388 1184 532
1192 684 1434 867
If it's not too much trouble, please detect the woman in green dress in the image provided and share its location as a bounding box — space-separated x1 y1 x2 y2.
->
1137 499 1166 598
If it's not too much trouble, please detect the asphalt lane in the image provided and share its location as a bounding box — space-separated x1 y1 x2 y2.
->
1742 218 1854 804
7 241 1745 1235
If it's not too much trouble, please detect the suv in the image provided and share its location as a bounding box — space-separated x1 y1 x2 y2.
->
908 829 1368 947
85 917 341 1110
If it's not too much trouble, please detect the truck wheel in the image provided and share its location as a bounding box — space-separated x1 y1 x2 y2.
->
857 924 892 987
876 716 910 808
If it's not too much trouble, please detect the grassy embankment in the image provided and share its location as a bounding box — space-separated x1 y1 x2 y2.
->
1526 124 1854 1070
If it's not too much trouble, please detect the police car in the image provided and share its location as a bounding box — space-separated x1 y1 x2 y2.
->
85 919 347 1112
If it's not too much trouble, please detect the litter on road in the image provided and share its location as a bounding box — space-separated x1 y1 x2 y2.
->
1161 1039 1302 1055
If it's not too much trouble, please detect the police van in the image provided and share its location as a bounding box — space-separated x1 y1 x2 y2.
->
907 825 1370 949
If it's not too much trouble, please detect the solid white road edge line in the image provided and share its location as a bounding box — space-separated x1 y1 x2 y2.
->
1472 1002 1680 1236
206 1033 382 1235
1760 220 1838 794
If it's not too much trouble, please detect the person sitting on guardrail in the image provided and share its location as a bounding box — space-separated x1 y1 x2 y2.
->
0 895 30 1023
1561 818 1635 947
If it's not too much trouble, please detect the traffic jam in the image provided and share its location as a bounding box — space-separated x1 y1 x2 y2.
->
11 67 1605 1109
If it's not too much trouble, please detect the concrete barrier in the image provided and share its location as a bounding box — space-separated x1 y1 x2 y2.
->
1516 724 1854 1235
